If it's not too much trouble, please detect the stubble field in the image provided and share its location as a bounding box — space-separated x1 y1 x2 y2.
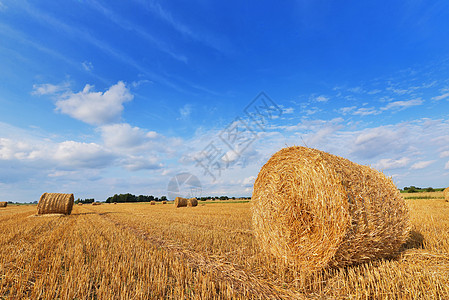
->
1 194 448 299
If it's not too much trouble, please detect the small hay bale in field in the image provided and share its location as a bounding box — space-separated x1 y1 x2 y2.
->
187 198 198 207
443 187 449 202
113 202 117 204
92 202 101 206
37 193 74 215
78 203 83 206
162 201 167 204
150 201 156 205
251 146 410 272
0 202 7 207
174 197 188 208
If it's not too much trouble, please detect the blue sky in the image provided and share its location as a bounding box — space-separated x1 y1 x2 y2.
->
1 0 449 202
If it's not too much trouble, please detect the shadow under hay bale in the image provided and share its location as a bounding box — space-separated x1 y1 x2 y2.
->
37 193 74 215
251 146 411 272
0 202 7 208
187 198 198 207
401 230 424 251
162 201 167 204
174 197 188 208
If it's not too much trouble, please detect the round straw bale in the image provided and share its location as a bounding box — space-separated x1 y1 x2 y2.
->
162 201 167 204
251 146 410 271
0 201 7 208
174 197 188 208
444 187 449 201
150 201 156 205
187 198 198 207
78 203 83 206
92 202 101 206
37 193 74 215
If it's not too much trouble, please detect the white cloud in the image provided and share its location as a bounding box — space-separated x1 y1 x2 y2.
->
32 82 69 96
315 95 329 102
55 81 133 125
282 107 294 114
53 141 115 168
120 156 162 171
352 107 379 116
381 99 423 111
410 160 435 170
100 123 153 149
351 126 408 159
446 161 449 170
373 157 410 170
82 61 93 71
179 104 192 119
432 93 449 101
242 176 255 187
440 151 449 158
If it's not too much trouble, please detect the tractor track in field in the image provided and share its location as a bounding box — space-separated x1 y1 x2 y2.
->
82 206 306 300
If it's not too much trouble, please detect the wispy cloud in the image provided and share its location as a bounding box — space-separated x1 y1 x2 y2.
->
432 92 449 101
373 157 410 170
134 0 232 54
410 160 435 170
82 61 93 71
381 98 423 111
179 104 192 119
32 82 70 96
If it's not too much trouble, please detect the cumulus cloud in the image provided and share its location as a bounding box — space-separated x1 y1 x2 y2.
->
55 81 133 125
100 123 156 149
315 95 329 102
410 160 435 170
242 176 255 187
373 157 410 170
53 141 115 168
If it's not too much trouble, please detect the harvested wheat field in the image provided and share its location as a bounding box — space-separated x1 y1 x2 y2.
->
1 197 448 299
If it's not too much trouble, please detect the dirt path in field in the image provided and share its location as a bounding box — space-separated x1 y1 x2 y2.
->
82 207 306 300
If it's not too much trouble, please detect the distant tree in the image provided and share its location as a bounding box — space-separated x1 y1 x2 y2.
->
160 196 167 201
425 187 435 192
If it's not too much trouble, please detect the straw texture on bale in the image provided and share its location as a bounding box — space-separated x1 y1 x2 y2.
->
37 193 74 215
444 187 449 201
0 202 7 207
150 201 156 205
187 198 198 207
251 146 410 272
174 197 188 208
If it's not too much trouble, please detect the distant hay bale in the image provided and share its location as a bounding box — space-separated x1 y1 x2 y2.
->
162 201 167 204
0 202 7 208
251 146 410 272
37 193 74 215
92 202 101 206
150 201 156 205
187 198 198 207
174 197 188 208
444 187 449 201
113 202 117 205
78 203 83 206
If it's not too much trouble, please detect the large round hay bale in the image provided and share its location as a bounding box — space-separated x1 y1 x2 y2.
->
174 197 187 208
150 201 156 205
0 202 7 208
37 193 74 215
162 201 167 204
187 198 198 207
251 146 410 272
92 202 101 206
444 187 449 201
